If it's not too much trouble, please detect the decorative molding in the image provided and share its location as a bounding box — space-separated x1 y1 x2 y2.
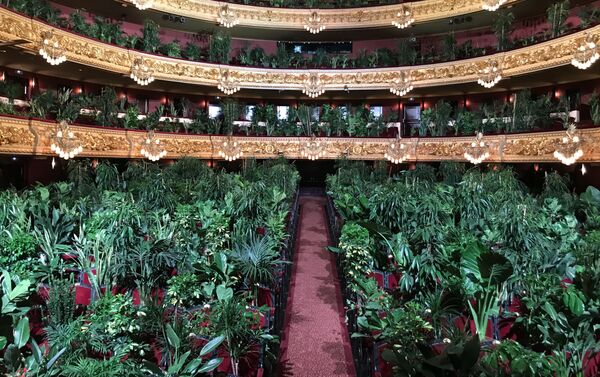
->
0 8 597 92
2 117 600 162
120 0 520 30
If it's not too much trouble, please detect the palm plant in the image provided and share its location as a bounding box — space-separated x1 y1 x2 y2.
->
231 236 280 291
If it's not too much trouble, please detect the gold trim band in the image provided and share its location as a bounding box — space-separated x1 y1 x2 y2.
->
2 116 600 162
123 0 519 30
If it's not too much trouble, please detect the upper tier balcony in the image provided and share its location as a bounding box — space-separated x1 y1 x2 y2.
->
0 5 598 98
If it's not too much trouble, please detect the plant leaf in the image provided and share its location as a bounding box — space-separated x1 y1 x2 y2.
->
216 285 233 301
165 324 180 350
197 357 223 373
13 317 30 348
199 335 225 357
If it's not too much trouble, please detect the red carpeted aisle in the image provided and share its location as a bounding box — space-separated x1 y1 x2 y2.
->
278 196 356 377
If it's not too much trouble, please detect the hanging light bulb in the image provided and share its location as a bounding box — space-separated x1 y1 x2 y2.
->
218 5 239 28
482 0 507 11
384 137 410 164
140 130 167 161
132 0 154 10
301 136 324 161
392 5 414 29
464 132 490 165
217 69 240 95
39 30 66 66
50 121 83 160
130 57 155 86
51 157 56 169
304 12 326 34
218 136 243 161
302 73 325 98
553 123 584 165
571 34 599 70
390 71 413 96
477 59 502 88
581 164 587 175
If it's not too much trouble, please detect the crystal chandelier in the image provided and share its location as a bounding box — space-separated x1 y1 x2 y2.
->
130 58 155 86
571 34 599 70
218 5 239 28
218 69 240 95
392 6 414 29
302 73 325 98
481 0 507 11
50 121 83 160
39 30 66 66
384 137 410 164
140 131 167 161
304 12 326 34
301 136 324 161
390 72 413 96
218 137 243 161
553 123 583 165
132 0 154 10
464 132 490 165
477 60 502 88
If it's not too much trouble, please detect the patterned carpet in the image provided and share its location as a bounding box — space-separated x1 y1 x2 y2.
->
278 196 356 377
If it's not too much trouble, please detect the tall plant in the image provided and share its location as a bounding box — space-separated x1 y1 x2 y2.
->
141 20 160 53
547 0 570 38
209 32 231 64
590 92 600 125
492 10 514 51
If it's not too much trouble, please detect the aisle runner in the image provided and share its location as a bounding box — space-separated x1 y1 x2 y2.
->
279 196 356 377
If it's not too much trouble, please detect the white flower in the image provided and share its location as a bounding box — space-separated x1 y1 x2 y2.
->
492 339 501 345
203 303 211 309
425 308 432 314
137 311 146 317
443 338 451 344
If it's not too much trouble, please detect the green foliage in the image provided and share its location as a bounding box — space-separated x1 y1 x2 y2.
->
0 228 38 277
590 92 600 125
47 278 75 326
547 0 570 38
141 19 161 53
338 223 374 288
209 32 231 64
328 163 597 376
92 87 118 127
492 11 514 51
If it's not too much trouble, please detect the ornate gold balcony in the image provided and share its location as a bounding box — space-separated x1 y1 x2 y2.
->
0 7 597 93
2 116 600 162
120 0 520 31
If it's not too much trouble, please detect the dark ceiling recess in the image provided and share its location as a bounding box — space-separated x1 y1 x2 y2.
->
449 16 473 25
163 14 187 23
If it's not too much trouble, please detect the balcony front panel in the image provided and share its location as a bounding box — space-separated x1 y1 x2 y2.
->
1 116 599 162
1 7 598 94
120 0 520 31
